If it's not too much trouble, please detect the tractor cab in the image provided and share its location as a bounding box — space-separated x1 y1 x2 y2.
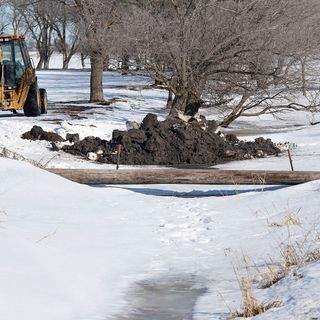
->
0 34 47 116
0 35 32 88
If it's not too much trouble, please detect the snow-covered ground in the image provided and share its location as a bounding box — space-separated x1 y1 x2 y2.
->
0 66 320 319
1 156 320 320
0 70 168 168
30 52 91 70
0 68 319 170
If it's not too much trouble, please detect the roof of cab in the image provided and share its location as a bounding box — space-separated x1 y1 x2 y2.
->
0 34 25 40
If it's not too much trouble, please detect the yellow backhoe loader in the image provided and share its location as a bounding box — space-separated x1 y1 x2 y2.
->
0 34 47 116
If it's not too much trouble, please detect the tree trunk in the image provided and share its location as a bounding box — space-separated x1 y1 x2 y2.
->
81 53 86 69
170 92 201 116
135 55 142 71
219 113 240 128
62 51 71 69
62 49 78 70
36 58 44 70
90 55 104 102
44 58 50 70
219 93 250 128
37 52 51 70
62 57 70 70
103 56 109 71
121 55 129 71
153 79 163 86
301 57 307 97
166 90 173 110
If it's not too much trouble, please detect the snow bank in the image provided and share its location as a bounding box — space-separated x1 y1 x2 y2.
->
0 158 161 320
1 157 320 319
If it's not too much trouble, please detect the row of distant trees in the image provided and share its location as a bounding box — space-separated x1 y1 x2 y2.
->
1 0 320 126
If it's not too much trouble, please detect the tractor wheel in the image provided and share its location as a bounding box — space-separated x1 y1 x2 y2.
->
23 81 41 117
39 88 48 114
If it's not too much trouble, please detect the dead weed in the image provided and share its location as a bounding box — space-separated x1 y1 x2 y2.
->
0 147 56 168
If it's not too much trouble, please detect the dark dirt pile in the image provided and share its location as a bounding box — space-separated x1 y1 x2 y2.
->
60 113 280 166
22 125 65 142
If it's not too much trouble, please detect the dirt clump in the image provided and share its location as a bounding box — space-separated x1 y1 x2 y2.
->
63 136 108 157
62 113 280 166
22 125 65 142
66 133 80 143
21 115 280 165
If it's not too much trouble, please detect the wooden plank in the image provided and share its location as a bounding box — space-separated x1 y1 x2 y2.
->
47 168 320 185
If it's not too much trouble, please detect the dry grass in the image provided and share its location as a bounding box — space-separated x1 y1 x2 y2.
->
266 209 320 276
0 147 22 161
281 244 305 269
254 226 320 292
227 277 282 319
227 259 283 319
229 223 320 319
256 263 286 289
258 227 320 291
305 248 320 263
281 243 320 268
282 212 301 226
239 278 281 317
278 226 320 271
0 147 56 168
268 209 301 227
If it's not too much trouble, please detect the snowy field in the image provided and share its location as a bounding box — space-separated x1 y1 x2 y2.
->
0 68 319 170
0 66 320 319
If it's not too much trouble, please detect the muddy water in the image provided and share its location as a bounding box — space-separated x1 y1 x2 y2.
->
110 274 207 320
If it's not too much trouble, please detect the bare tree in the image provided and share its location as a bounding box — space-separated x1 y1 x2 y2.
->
10 0 55 69
122 0 320 125
5 0 320 121
0 1 10 33
9 4 26 34
212 0 320 127
50 1 80 69
70 0 120 102
0 20 8 34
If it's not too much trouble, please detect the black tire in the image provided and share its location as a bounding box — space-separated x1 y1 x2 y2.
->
39 88 48 114
24 81 41 117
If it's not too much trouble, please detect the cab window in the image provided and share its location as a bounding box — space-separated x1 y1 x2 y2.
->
1 42 15 87
13 41 27 82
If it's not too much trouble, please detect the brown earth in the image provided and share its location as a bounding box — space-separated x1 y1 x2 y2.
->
60 113 280 166
21 125 65 142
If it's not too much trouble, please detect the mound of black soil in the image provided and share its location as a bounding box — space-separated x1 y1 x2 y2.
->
22 125 65 142
62 113 280 166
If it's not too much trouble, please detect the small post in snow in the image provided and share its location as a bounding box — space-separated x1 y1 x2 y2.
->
287 145 294 172
116 144 123 170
